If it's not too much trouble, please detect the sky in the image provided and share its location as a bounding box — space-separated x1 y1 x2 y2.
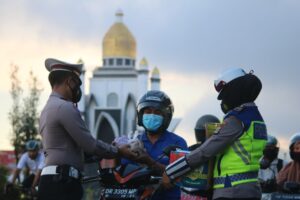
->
0 0 300 159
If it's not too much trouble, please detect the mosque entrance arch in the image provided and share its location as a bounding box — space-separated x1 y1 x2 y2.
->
95 112 119 143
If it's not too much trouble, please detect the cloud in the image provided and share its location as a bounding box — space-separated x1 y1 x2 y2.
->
258 84 300 142
161 72 222 145
1 0 300 150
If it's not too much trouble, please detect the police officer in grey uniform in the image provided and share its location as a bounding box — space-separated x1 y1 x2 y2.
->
162 68 267 200
38 58 136 200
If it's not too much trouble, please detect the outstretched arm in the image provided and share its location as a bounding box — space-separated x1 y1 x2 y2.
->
164 116 243 184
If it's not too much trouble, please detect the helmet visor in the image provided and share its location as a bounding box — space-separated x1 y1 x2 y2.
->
214 80 226 93
138 101 163 112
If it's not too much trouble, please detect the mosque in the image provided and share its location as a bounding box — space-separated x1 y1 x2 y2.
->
78 10 166 143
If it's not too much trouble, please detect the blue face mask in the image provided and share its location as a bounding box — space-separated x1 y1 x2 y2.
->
142 114 163 132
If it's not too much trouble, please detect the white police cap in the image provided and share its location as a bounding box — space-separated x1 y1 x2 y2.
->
45 58 83 76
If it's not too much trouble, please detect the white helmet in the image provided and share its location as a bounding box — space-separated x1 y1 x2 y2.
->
214 68 246 93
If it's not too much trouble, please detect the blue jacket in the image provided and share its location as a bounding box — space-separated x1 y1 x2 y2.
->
123 130 188 200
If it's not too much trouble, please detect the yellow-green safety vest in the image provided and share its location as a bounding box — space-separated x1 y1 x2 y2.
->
213 120 267 189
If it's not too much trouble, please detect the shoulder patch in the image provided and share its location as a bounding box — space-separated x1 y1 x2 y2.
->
253 123 267 140
209 122 224 136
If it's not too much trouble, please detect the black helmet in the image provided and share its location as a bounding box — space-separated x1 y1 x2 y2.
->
26 140 40 151
289 132 300 149
266 135 279 148
137 90 174 132
194 114 220 143
289 132 300 160
214 68 262 113
263 135 279 161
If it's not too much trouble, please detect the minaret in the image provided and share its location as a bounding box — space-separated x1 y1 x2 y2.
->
77 59 85 114
150 67 160 90
137 57 149 98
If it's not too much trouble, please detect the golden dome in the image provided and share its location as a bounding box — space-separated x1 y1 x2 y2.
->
139 57 148 66
103 10 136 59
152 67 160 76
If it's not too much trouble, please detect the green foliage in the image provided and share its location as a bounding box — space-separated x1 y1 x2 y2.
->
0 165 9 189
0 165 20 200
8 65 43 161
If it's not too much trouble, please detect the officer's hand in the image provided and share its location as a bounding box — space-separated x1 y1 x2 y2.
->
162 172 173 189
117 144 138 160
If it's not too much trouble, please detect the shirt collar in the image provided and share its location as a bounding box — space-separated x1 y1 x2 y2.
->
140 130 170 143
50 91 67 101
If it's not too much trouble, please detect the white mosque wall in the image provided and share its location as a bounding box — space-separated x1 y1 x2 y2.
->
89 77 140 134
90 78 138 109
87 100 97 138
137 72 149 100
151 80 160 91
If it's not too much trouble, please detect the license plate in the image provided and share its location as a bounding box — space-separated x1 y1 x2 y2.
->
103 188 138 199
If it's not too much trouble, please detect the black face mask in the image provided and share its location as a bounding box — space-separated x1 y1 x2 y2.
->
72 87 82 103
290 151 300 163
263 147 279 161
195 130 206 143
68 76 82 103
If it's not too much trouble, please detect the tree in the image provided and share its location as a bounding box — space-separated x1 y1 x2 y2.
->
8 64 42 165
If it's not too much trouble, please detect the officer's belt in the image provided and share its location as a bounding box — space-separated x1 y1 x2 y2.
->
214 171 258 185
41 165 81 179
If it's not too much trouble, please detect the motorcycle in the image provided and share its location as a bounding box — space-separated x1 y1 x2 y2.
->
83 162 162 200
82 145 180 200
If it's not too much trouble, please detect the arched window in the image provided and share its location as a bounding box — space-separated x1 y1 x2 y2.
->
107 93 118 107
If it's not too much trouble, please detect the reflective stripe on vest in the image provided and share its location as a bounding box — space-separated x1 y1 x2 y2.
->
232 140 251 165
214 171 258 187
